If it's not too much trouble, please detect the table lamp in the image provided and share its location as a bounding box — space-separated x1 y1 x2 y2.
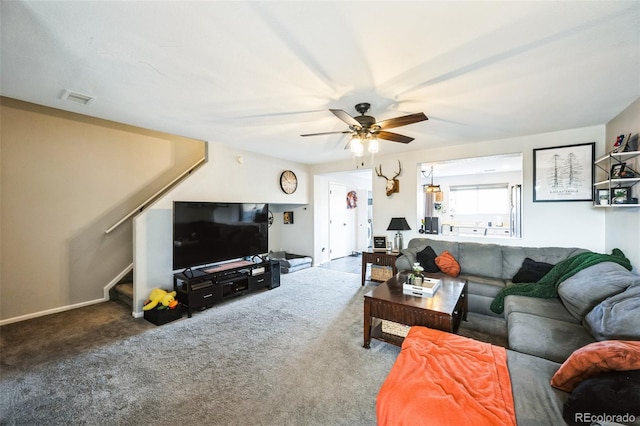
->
387 217 411 251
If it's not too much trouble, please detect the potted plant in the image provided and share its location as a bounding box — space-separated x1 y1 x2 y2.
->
411 263 425 286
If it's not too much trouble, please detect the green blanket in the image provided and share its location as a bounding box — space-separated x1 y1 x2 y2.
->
490 249 632 314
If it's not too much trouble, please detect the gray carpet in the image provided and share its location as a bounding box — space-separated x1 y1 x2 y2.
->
0 267 507 425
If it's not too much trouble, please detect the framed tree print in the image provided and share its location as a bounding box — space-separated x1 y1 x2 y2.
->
533 142 595 202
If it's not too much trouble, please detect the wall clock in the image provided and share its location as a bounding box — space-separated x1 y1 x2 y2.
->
280 170 298 194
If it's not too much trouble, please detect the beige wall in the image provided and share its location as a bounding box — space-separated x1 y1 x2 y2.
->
1 98 205 322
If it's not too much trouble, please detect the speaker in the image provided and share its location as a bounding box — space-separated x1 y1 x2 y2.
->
425 217 439 234
269 260 281 289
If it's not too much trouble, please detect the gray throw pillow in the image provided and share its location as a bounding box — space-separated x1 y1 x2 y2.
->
558 262 640 321
584 285 640 341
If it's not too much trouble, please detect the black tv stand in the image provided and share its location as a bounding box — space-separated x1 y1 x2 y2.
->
173 260 280 318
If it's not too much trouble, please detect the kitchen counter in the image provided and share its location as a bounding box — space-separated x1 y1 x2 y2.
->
441 224 511 236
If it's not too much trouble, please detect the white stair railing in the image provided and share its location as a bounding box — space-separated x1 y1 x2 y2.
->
105 156 206 234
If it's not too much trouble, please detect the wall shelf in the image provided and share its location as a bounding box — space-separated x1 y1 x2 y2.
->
593 150 639 208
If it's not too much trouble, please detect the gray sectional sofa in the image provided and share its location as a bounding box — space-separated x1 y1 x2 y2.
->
396 237 640 425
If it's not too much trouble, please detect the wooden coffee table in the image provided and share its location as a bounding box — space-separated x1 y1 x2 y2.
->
363 273 468 348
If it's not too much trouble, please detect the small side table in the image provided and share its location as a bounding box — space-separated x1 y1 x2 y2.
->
361 251 399 286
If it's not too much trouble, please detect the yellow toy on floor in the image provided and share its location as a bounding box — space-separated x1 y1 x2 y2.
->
143 288 178 311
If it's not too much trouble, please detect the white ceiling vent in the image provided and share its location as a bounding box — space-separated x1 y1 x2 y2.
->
60 90 95 105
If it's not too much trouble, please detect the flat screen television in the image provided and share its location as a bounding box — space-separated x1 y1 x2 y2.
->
173 202 269 271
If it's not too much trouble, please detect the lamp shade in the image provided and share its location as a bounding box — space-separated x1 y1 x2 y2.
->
387 217 411 231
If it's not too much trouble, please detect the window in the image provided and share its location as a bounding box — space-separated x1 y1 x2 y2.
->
418 153 523 238
449 183 510 215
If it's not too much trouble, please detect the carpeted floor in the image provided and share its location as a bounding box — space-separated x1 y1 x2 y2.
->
0 267 507 425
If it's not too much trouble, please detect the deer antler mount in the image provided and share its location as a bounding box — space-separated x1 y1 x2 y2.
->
376 160 401 196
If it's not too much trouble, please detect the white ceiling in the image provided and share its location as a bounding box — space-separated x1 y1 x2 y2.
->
2 1 639 165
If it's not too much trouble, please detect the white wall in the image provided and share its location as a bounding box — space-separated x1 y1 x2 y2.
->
312 170 372 264
311 126 611 258
133 142 310 315
313 174 331 265
134 122 638 317
605 97 640 271
370 126 608 252
270 203 314 256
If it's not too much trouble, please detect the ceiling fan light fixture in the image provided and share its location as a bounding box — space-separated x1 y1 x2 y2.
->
350 136 364 156
368 136 379 154
302 103 427 158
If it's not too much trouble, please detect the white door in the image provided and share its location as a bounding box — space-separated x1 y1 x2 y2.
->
329 182 348 259
355 187 369 252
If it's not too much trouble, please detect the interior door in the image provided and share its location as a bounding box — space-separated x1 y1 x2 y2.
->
355 188 369 252
329 182 348 259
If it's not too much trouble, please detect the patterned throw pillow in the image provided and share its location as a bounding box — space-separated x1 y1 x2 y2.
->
435 250 460 277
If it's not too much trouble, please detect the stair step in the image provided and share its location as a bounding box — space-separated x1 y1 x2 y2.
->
111 282 133 308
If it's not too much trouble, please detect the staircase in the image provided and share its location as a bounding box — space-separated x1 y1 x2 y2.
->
109 270 134 309
105 156 206 311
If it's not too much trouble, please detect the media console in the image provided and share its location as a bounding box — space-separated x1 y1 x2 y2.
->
173 259 281 318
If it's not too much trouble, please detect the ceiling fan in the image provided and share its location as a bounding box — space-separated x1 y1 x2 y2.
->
301 103 428 150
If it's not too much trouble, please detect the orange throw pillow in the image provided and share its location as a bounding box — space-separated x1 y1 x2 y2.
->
550 340 640 392
435 250 461 277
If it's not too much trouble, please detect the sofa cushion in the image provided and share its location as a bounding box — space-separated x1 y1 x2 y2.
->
508 312 595 363
501 246 587 281
269 251 312 273
507 350 566 426
269 250 287 259
557 262 639 321
562 370 640 426
469 294 504 318
458 242 502 279
435 250 460 277
407 238 460 260
583 284 640 341
504 295 580 324
459 274 505 298
512 258 555 283
550 340 640 392
416 245 439 273
282 263 311 273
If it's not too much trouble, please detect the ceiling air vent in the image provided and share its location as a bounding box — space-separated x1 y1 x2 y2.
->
60 90 95 105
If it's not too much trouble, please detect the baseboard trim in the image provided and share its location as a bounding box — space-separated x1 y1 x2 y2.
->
0 298 107 326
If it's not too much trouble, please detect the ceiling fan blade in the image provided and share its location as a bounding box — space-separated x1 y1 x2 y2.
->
376 112 428 130
376 131 414 144
329 109 361 127
301 130 351 137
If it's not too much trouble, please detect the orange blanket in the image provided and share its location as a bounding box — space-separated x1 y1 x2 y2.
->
377 327 516 426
